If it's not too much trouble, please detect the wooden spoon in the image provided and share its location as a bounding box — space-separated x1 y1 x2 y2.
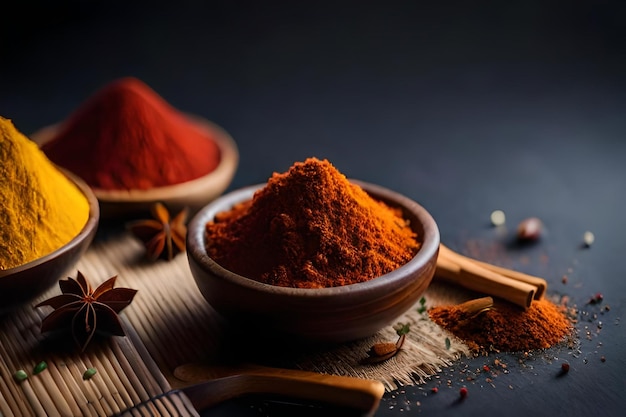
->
172 362 385 416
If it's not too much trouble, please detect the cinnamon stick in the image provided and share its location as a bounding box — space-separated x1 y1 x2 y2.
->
435 252 536 309
439 244 547 299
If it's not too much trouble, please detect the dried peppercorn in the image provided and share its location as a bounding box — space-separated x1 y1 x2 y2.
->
459 387 468 399
516 217 543 241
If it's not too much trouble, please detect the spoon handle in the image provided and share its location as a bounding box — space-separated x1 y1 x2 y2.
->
174 362 385 415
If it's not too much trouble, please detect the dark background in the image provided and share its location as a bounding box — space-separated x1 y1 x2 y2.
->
1 1 625 416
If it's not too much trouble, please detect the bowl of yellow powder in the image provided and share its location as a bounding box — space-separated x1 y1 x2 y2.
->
0 117 99 314
186 158 440 344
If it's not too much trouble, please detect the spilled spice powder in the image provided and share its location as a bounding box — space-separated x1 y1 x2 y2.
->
428 298 573 352
205 158 420 288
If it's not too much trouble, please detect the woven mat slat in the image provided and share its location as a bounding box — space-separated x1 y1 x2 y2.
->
0 370 18 417
1 337 28 417
45 360 84 417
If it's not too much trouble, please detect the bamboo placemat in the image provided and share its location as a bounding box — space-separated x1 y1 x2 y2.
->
0 230 470 416
0 298 199 416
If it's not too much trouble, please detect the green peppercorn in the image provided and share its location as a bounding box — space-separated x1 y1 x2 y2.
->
83 367 97 380
14 369 28 382
33 361 47 375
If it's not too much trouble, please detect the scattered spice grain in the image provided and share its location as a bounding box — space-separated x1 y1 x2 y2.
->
205 158 419 288
587 292 604 305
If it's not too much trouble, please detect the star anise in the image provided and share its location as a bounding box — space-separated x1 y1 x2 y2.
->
127 202 188 261
35 271 137 351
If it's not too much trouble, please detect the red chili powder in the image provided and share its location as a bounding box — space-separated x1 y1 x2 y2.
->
429 298 573 352
205 158 420 288
41 77 221 190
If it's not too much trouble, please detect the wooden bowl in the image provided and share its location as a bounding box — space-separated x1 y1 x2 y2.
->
31 116 239 219
186 180 440 344
0 171 99 314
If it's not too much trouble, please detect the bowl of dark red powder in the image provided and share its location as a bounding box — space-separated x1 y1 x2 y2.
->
186 158 440 344
32 77 238 218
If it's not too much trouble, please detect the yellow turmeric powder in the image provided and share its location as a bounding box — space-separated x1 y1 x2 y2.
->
0 117 90 270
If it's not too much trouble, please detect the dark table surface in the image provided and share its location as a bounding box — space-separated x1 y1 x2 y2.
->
2 1 625 416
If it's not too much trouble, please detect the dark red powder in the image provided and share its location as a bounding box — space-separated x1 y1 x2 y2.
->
41 77 221 190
